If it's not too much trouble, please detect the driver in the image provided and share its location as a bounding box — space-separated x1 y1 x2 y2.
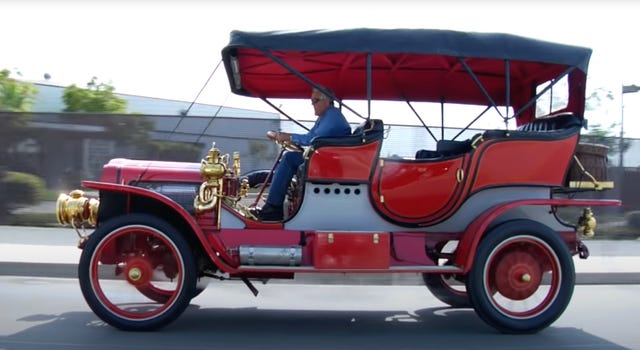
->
253 86 351 221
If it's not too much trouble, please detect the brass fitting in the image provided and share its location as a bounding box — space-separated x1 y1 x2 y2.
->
200 144 227 180
194 143 227 213
56 189 99 227
577 207 597 238
232 151 241 177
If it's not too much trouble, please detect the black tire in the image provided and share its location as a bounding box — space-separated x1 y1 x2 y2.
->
466 220 575 334
78 214 197 331
136 277 208 303
192 277 210 299
422 273 472 308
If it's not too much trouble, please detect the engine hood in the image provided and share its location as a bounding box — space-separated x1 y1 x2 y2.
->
100 158 202 185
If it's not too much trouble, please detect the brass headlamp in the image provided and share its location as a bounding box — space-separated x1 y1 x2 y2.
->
56 189 99 228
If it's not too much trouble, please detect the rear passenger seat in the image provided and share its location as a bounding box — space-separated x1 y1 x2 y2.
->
415 113 584 159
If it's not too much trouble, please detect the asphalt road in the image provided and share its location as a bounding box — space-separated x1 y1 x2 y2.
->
0 276 639 350
1 226 639 349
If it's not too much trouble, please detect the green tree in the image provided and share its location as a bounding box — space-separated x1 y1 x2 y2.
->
582 87 630 156
0 69 38 112
63 77 127 113
581 122 630 156
0 69 38 167
585 87 615 111
0 69 37 145
0 69 39 220
62 78 152 145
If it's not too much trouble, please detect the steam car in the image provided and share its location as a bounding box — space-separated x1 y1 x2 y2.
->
57 28 619 333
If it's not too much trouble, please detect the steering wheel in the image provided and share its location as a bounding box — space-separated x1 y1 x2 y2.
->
267 131 303 152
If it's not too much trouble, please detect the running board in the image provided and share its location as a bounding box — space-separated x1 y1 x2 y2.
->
236 265 464 274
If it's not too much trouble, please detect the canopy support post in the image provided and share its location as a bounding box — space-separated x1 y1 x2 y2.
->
367 53 372 119
257 47 366 120
458 57 504 120
440 98 445 140
505 60 511 129
406 100 438 143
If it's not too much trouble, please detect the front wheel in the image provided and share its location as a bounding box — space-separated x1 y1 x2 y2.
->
466 220 575 334
78 214 197 331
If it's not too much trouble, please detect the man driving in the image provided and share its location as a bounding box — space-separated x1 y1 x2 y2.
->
253 86 351 221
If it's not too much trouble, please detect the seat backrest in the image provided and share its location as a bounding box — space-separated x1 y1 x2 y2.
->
415 133 482 159
311 119 384 148
436 139 473 156
352 119 384 136
517 113 583 132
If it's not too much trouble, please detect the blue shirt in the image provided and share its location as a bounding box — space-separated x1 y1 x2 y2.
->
290 106 351 146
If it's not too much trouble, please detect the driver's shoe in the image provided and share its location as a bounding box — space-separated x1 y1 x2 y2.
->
253 203 283 221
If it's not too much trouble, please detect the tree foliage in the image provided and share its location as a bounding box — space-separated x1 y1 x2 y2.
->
61 77 152 145
582 87 630 156
63 77 127 113
581 122 623 152
585 87 615 111
0 69 38 168
0 69 38 112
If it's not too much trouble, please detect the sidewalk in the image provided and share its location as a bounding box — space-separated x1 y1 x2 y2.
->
1 225 639 284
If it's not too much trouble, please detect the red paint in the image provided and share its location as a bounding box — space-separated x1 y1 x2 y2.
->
454 198 621 273
307 141 381 181
372 158 464 221
470 136 578 192
100 158 202 184
82 181 239 273
91 225 183 320
313 232 390 269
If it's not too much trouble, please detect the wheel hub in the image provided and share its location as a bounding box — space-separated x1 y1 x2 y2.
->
493 250 542 300
128 267 142 281
125 257 153 286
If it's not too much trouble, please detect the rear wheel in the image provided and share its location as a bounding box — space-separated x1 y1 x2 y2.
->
78 214 197 331
423 273 471 308
423 240 471 308
466 220 575 334
192 277 210 299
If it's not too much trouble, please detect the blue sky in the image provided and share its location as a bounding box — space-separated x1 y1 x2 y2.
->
2 0 640 136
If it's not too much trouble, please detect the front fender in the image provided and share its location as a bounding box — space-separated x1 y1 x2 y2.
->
81 180 237 273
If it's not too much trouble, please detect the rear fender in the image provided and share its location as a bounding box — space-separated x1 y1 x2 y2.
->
454 198 620 273
82 180 237 272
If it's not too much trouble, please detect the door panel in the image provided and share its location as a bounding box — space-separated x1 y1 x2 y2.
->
371 157 465 223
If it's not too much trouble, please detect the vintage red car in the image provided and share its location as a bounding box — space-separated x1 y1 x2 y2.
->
57 28 619 333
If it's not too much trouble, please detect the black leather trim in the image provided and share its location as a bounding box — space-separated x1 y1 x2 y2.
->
517 113 583 131
311 119 384 148
416 114 583 159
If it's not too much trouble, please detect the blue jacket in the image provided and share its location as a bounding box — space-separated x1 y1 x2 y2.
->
290 106 351 146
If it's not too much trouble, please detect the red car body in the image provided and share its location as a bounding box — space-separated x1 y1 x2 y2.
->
57 28 619 333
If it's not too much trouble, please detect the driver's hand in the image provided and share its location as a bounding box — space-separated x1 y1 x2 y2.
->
268 131 292 143
277 132 292 142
